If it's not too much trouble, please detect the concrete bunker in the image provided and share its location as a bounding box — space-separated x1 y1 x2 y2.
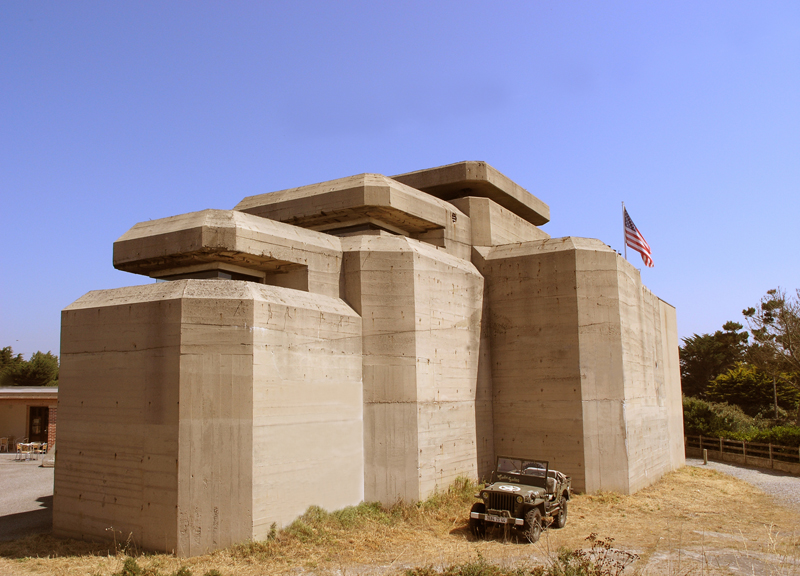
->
54 161 684 556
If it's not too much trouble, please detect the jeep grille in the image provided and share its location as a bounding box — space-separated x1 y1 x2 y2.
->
488 492 516 513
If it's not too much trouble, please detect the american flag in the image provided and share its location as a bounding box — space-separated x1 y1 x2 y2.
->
623 208 654 268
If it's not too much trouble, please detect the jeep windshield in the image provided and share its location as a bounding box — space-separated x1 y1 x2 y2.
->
492 457 549 488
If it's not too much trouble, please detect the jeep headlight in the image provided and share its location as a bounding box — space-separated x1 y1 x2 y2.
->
481 491 489 500
516 495 523 504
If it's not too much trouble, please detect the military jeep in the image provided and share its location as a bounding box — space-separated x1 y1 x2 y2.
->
469 456 571 543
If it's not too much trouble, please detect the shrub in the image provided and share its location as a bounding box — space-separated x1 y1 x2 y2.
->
726 425 800 447
682 396 756 436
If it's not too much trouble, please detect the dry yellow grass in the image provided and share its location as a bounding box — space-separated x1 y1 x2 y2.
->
0 467 798 576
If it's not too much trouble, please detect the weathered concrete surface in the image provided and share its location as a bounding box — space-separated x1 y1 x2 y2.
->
341 235 483 503
392 161 551 226
55 280 362 556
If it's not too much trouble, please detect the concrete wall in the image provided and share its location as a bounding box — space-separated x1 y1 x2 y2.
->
476 237 684 494
55 280 363 555
573 243 629 493
476 238 587 490
573 245 684 493
55 282 183 552
249 284 363 539
341 235 482 503
450 197 549 247
660 300 685 474
411 240 483 497
616 264 685 492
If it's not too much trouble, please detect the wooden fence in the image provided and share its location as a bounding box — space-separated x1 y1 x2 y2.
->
684 434 800 475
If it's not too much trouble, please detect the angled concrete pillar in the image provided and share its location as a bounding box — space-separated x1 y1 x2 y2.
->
475 237 684 493
341 235 483 503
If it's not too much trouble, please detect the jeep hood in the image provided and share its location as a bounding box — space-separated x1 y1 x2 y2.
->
487 483 545 498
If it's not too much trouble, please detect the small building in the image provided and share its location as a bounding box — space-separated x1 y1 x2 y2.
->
0 387 57 449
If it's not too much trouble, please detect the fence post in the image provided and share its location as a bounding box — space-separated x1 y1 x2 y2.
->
769 443 773 468
720 437 723 454
743 440 747 464
703 449 708 465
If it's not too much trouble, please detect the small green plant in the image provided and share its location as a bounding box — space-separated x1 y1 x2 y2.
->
114 558 142 576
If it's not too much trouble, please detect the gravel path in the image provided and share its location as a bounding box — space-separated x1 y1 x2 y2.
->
686 457 800 514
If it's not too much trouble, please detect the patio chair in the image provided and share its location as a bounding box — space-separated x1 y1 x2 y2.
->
16 443 30 461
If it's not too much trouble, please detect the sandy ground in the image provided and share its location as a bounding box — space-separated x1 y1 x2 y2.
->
0 454 53 542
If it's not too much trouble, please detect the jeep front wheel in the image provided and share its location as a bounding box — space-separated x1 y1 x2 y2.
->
524 508 542 543
469 502 486 539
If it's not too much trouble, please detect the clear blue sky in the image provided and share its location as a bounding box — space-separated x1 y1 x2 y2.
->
2 1 799 359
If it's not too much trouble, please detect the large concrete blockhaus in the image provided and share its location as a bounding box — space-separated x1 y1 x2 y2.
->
54 161 684 555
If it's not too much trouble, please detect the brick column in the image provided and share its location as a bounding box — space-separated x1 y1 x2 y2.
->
47 404 57 449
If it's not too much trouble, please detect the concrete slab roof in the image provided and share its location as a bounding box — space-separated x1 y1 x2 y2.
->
234 174 462 234
0 387 58 400
113 209 342 277
478 236 613 260
391 161 550 226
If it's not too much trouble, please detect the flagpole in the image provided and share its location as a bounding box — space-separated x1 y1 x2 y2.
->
622 201 627 261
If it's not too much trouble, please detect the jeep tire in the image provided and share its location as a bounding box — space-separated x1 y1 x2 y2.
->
524 508 542 543
469 502 486 539
552 496 567 529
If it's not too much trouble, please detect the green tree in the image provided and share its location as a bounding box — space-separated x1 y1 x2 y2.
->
0 346 59 387
743 288 800 423
679 321 749 398
706 363 799 418
0 346 25 386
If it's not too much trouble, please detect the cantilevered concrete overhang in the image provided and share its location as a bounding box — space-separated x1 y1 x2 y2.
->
113 209 345 297
392 161 550 226
235 173 463 235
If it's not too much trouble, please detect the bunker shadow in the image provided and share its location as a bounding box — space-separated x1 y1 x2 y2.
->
0 495 52 544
